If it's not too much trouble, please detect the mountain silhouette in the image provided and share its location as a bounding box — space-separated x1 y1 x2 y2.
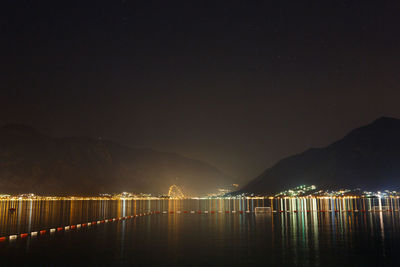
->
238 117 400 194
0 124 232 196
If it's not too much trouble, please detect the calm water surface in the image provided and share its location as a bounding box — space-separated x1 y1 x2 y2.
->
1 198 400 266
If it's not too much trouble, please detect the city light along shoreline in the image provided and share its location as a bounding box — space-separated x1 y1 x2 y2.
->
1 184 399 201
1 195 400 201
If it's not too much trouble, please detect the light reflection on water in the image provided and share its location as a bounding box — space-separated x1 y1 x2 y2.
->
1 198 400 237
0 198 399 266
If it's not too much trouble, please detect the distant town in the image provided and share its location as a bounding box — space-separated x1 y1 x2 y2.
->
1 184 399 200
232 184 400 198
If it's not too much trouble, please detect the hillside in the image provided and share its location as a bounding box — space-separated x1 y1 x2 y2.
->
0 124 232 196
238 117 400 194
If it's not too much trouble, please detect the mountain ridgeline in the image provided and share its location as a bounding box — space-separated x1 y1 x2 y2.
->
0 124 232 196
239 117 400 195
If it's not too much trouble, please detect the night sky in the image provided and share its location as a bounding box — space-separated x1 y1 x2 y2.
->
1 0 400 184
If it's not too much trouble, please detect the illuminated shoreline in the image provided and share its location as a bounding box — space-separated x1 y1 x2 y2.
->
1 195 400 201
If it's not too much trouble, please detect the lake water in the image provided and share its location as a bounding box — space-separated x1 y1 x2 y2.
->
1 198 400 266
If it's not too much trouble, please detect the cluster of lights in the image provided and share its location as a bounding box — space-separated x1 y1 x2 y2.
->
274 186 400 198
311 189 354 197
363 190 399 198
1 188 400 201
275 185 317 197
0 192 161 201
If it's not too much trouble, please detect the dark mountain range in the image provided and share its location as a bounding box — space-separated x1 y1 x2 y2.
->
0 124 232 196
238 117 400 195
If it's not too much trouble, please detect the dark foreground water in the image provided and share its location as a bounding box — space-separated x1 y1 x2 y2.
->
1 198 400 266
